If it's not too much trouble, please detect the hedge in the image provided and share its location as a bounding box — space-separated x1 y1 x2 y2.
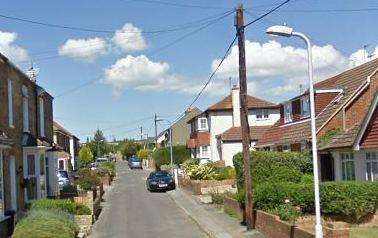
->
252 181 378 222
152 145 191 167
233 151 312 191
77 168 101 190
31 199 91 215
13 209 78 238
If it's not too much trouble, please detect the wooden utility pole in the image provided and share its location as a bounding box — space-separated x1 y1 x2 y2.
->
140 126 143 141
154 113 158 148
235 4 254 230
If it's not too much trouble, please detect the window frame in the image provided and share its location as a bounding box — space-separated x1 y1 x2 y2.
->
300 95 310 118
341 152 355 181
39 97 45 137
198 117 208 130
256 109 270 120
201 145 209 158
22 86 30 133
8 79 14 127
284 102 292 123
366 151 378 182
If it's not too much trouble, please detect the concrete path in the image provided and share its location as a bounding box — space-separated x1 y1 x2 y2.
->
90 161 207 238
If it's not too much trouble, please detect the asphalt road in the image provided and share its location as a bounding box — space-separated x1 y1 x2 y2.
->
90 161 207 238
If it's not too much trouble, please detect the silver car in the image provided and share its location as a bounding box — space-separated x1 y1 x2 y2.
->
128 157 142 169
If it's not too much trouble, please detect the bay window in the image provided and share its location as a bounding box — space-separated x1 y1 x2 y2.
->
366 152 378 181
201 146 209 158
341 152 355 181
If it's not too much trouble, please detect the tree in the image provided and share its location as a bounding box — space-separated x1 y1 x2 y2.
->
118 140 140 159
152 145 190 168
78 146 94 168
137 149 152 160
87 129 108 158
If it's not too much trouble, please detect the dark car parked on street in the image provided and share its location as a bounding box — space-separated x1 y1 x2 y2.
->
128 157 143 169
146 171 175 192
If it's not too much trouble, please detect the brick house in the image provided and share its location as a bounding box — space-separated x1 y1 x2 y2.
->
187 86 280 166
256 58 378 182
0 54 54 220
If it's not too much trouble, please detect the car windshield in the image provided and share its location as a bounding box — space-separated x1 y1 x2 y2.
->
58 171 69 179
151 171 170 178
130 158 140 162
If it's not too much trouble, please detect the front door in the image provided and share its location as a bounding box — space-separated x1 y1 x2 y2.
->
25 154 37 202
320 153 335 181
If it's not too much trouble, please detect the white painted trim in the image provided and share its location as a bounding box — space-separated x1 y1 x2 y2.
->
9 156 17 210
8 79 14 127
315 89 343 94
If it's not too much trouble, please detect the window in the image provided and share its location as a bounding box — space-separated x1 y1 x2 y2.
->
341 153 355 181
26 154 37 200
282 145 290 152
256 109 269 120
300 96 310 118
8 79 14 127
284 102 292 123
40 155 45 175
199 118 208 130
201 146 209 157
22 86 29 132
39 97 45 137
0 151 4 216
59 160 65 170
366 152 378 181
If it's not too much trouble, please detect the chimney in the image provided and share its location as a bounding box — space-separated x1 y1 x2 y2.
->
231 85 241 127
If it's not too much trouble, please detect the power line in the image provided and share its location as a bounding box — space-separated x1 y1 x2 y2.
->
244 0 291 28
255 7 378 13
54 77 100 98
172 34 238 124
123 0 231 10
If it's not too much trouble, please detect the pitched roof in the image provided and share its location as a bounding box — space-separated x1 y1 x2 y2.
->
219 126 271 142
257 58 378 147
318 125 360 150
53 121 73 136
207 94 278 112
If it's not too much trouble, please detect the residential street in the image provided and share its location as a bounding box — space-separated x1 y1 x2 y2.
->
90 161 208 238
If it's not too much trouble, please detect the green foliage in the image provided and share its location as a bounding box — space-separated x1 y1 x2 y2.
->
318 128 342 148
271 203 301 223
87 129 109 158
77 168 101 191
137 149 152 160
210 192 225 205
233 151 312 191
152 145 190 167
78 146 94 168
182 160 236 181
118 139 141 159
98 161 116 177
13 209 78 238
31 199 91 215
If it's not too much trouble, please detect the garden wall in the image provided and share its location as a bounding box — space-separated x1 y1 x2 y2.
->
223 197 243 221
190 179 236 195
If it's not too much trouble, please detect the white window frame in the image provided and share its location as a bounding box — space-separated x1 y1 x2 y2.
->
201 145 209 158
366 151 378 182
39 97 45 137
0 150 4 217
284 102 292 123
8 79 14 127
256 109 269 120
198 117 208 130
282 144 290 152
341 152 355 181
300 95 310 118
22 86 29 132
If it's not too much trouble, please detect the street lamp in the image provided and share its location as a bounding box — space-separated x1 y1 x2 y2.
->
266 25 323 238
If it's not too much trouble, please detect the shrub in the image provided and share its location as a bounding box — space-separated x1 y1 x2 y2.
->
137 149 152 160
152 145 191 168
213 166 236 180
233 151 312 191
13 209 78 238
210 192 225 205
78 146 94 168
271 203 301 223
77 168 101 191
98 161 116 177
31 198 92 215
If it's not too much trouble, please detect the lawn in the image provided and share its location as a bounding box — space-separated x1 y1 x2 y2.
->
350 227 378 238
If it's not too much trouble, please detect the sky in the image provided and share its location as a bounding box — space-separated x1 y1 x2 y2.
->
1 0 378 141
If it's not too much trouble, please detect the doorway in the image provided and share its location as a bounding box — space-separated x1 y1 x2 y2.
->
320 153 335 181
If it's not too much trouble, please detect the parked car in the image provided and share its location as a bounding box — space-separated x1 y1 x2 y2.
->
146 171 175 192
128 157 142 169
96 157 109 163
57 170 71 190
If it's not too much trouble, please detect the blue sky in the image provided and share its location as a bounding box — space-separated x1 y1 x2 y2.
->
1 0 378 141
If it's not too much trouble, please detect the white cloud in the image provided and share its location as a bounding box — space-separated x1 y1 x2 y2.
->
349 46 378 67
59 37 108 62
112 23 147 52
104 55 188 96
0 31 29 62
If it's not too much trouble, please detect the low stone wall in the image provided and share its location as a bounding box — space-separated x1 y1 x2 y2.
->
223 197 244 221
100 175 111 187
74 189 101 218
74 215 93 236
191 179 236 195
255 210 350 238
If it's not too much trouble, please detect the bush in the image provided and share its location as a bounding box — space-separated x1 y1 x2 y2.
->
31 199 91 215
78 146 94 168
152 145 191 168
183 160 236 181
13 209 78 238
137 149 152 160
77 168 101 191
98 161 116 177
233 151 312 191
271 203 301 222
213 166 236 180
210 192 225 205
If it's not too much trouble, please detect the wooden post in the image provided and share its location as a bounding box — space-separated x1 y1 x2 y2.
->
235 3 254 230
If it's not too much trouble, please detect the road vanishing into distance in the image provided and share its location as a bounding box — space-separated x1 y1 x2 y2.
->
90 161 207 238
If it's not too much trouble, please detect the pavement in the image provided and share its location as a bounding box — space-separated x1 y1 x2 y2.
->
167 189 265 238
89 161 207 238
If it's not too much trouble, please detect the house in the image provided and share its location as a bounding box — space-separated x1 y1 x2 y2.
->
187 86 280 166
0 54 54 220
156 107 202 147
52 121 80 171
256 58 378 182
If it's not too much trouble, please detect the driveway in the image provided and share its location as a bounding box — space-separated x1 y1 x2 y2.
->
90 161 207 238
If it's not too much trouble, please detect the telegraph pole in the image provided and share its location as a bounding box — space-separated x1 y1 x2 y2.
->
236 4 254 230
154 113 158 148
140 126 143 141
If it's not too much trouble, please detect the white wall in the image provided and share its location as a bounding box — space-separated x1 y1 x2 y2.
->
248 108 280 126
69 138 75 170
208 111 233 162
222 142 242 166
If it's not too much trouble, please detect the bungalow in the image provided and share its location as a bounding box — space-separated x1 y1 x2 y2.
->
187 86 280 166
0 54 54 220
256 58 378 182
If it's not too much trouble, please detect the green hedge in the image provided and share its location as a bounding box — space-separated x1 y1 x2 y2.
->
77 168 101 191
233 151 312 191
152 145 191 168
13 209 78 238
31 199 91 215
252 181 378 222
